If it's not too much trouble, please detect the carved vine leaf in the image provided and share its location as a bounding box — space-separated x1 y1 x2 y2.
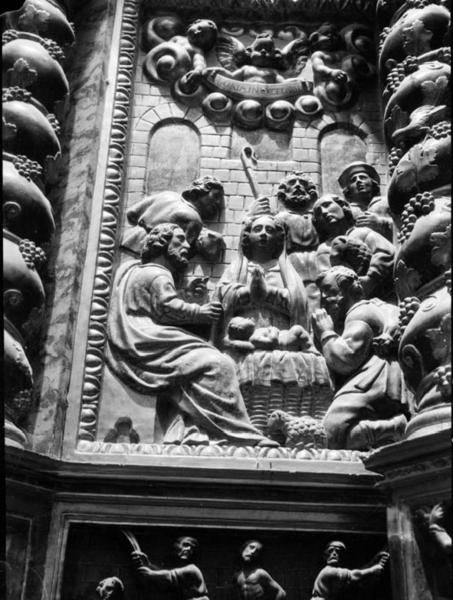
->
395 142 439 192
426 313 451 362
400 343 425 381
420 76 449 106
216 35 246 70
2 116 17 141
7 58 38 89
402 18 433 56
395 259 422 298
387 104 410 139
430 224 451 268
282 38 309 75
18 4 50 35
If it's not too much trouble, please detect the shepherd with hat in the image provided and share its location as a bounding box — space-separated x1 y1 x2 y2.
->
338 161 393 241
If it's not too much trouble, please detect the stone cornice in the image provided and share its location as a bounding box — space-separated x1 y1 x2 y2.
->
364 429 451 491
141 0 376 20
6 446 383 493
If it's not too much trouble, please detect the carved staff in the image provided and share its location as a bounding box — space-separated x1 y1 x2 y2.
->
240 145 260 199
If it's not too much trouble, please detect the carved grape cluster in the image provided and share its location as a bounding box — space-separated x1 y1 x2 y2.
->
12 155 43 182
398 296 421 335
2 86 32 103
19 239 46 270
428 121 451 140
406 0 434 7
2 29 18 45
385 56 418 95
13 154 43 181
388 146 403 176
399 192 435 243
47 113 61 136
41 38 65 63
433 365 451 397
5 389 33 423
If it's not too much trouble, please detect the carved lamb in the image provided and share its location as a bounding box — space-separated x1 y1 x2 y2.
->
267 409 327 449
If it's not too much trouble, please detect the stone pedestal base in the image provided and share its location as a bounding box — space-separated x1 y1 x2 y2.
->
366 429 451 600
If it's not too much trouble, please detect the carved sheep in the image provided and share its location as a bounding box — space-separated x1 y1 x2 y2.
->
267 409 327 449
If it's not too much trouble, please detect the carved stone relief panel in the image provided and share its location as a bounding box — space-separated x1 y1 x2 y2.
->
65 0 427 463
60 524 392 600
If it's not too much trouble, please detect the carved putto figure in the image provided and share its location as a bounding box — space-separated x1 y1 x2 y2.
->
132 536 209 599
122 175 224 259
312 267 407 450
212 32 309 83
235 540 286 600
310 540 389 600
310 22 375 109
144 17 218 94
106 223 271 446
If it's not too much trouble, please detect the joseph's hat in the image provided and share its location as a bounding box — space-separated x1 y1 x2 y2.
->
338 162 380 189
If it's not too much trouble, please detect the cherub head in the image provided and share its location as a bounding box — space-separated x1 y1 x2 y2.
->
309 23 343 52
186 19 218 51
236 33 286 69
277 171 318 212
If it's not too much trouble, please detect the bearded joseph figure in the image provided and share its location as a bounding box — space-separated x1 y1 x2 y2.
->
216 214 332 431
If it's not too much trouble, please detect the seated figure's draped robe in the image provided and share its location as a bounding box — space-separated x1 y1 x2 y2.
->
106 260 265 445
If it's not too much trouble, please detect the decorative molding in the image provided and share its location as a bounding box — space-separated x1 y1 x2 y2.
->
142 0 376 20
77 0 139 441
76 440 367 462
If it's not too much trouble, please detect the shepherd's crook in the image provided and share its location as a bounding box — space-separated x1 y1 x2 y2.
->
240 145 260 199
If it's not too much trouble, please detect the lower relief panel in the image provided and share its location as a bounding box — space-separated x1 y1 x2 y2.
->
61 523 392 600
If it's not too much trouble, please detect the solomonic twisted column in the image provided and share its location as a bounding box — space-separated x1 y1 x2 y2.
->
367 2 451 599
2 0 75 448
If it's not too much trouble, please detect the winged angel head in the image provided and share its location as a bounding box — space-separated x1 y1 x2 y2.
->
216 31 309 77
